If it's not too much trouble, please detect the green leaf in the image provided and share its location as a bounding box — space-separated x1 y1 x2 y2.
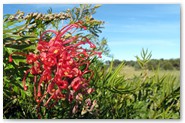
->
4 64 15 70
3 34 22 41
3 20 22 28
3 24 26 33
13 59 26 65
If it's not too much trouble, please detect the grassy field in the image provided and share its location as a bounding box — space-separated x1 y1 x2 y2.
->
120 66 180 80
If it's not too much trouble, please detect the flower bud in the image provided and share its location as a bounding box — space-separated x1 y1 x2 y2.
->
9 54 13 62
24 86 28 91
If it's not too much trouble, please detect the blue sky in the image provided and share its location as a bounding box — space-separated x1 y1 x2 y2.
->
3 4 180 61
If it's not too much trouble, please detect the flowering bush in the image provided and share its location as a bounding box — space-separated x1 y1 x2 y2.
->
8 21 101 117
3 5 180 119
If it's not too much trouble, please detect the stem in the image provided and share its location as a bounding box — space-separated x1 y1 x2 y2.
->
39 30 58 41
34 75 37 100
22 69 31 91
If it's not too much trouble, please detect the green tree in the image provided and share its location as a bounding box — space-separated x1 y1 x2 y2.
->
162 61 174 70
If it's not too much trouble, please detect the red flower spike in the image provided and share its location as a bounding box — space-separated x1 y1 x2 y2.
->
43 54 57 66
37 41 48 51
71 77 82 91
48 46 61 56
15 21 102 110
26 53 38 64
72 68 82 76
47 82 55 95
56 80 68 89
30 61 41 75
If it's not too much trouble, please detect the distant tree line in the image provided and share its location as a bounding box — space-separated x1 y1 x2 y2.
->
105 58 180 70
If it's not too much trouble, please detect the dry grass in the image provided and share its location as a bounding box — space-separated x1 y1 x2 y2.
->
120 66 180 80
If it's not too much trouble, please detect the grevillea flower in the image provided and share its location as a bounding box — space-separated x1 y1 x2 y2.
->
37 41 48 51
81 99 98 115
8 21 102 112
30 61 41 75
43 54 57 66
26 53 38 64
56 80 68 89
71 77 83 91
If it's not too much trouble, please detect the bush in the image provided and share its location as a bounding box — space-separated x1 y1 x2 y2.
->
3 5 180 119
162 62 174 70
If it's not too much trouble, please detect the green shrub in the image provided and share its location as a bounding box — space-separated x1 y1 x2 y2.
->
3 5 180 119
